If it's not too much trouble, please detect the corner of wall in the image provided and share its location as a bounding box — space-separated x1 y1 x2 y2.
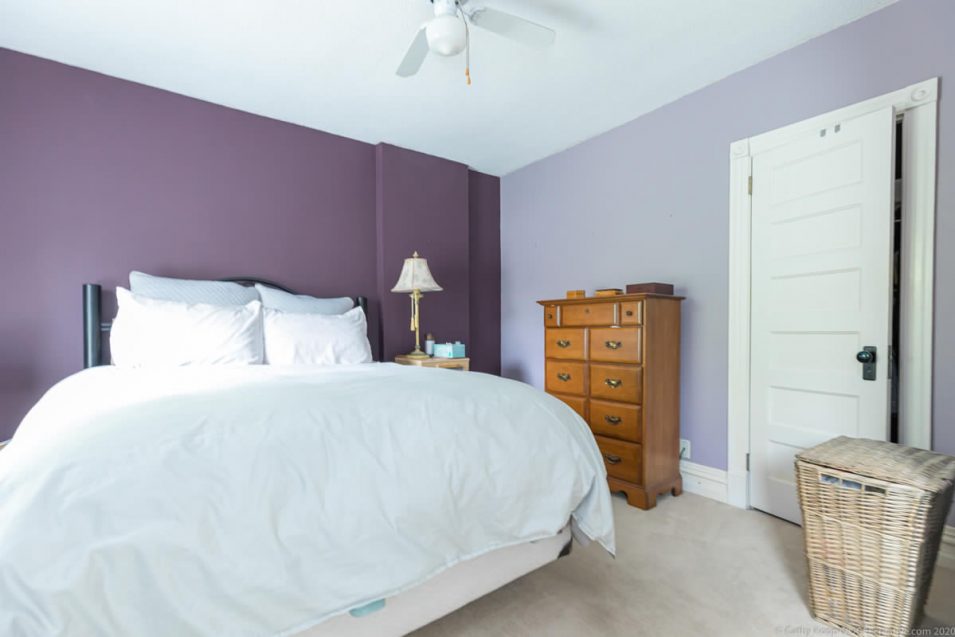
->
468 170 502 375
374 143 500 368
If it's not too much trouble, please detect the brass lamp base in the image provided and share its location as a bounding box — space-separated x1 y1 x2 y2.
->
403 349 431 360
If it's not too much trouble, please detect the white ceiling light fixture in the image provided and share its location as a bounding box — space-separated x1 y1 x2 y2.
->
426 10 467 56
396 0 556 84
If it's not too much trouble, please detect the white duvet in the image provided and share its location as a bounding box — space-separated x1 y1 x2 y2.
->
0 364 614 637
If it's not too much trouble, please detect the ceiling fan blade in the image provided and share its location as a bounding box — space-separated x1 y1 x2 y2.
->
468 8 556 48
396 27 429 77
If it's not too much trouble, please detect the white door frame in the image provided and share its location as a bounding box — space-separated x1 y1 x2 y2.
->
727 78 938 510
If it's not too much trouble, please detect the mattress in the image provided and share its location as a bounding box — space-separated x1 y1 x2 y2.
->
298 525 572 637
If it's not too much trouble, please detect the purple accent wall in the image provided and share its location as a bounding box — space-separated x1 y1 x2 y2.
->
0 49 500 440
501 0 955 473
468 172 502 375
376 144 470 363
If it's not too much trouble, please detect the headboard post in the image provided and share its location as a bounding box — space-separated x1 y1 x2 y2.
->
83 283 102 369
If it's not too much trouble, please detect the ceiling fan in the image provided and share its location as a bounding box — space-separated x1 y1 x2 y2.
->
396 0 556 84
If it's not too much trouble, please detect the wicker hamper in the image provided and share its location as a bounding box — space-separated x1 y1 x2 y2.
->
795 436 955 637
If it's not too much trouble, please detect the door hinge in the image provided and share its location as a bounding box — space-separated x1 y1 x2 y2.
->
747 176 753 195
745 452 750 471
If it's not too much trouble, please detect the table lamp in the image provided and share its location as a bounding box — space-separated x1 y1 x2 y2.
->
391 251 442 359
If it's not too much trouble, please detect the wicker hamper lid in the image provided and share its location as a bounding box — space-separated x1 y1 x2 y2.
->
796 436 955 493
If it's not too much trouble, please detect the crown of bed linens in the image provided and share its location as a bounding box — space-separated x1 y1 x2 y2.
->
83 279 370 368
130 271 260 306
263 307 372 366
254 284 354 315
110 288 265 367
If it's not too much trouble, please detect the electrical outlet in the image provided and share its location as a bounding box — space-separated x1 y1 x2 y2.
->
679 439 691 460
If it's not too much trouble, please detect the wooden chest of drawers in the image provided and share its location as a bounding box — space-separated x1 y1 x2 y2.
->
538 293 684 510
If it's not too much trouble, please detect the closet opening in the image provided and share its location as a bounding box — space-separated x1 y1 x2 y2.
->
891 116 902 444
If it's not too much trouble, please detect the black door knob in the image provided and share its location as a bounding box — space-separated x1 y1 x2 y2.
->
857 346 877 380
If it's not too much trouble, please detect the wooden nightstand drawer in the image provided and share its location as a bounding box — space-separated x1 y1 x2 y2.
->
589 363 642 403
589 400 641 443
550 393 587 420
595 436 642 484
545 360 586 396
589 327 641 363
394 356 469 371
545 328 586 360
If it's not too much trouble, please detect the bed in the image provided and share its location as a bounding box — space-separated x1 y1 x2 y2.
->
0 278 615 637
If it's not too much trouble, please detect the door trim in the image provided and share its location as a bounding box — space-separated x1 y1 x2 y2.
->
726 78 938 510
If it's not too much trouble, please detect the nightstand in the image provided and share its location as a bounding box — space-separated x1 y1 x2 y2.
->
394 355 470 371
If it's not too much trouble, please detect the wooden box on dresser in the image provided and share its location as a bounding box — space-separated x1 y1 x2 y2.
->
537 293 684 510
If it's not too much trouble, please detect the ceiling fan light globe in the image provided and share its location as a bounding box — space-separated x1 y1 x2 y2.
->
426 15 466 56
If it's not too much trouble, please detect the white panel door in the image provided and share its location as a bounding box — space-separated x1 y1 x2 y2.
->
749 107 895 523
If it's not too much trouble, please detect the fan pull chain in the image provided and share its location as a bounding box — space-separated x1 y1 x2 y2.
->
458 3 472 86
465 14 471 85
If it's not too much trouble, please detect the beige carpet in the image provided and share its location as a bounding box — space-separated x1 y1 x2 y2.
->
413 492 955 636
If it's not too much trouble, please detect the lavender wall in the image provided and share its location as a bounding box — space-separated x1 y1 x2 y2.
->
0 48 501 440
501 0 954 472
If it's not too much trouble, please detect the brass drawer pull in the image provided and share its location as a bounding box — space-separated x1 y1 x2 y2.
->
557 372 572 382
604 378 622 388
604 454 622 465
625 310 634 317
556 339 571 348
605 340 622 350
604 415 622 425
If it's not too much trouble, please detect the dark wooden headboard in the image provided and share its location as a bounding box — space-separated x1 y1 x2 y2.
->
82 279 369 368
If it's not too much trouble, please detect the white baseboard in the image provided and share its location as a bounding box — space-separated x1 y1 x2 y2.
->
680 460 728 504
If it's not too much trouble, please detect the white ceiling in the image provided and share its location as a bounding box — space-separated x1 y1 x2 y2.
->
0 0 896 175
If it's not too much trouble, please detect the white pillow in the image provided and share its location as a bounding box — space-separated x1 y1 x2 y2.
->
263 307 372 366
255 284 354 315
111 288 264 367
130 271 259 306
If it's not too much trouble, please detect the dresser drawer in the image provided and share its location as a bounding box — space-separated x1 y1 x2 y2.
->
619 301 643 325
589 327 641 363
589 399 641 443
560 303 615 326
595 435 642 484
550 393 587 420
543 304 560 327
590 363 642 403
545 328 586 360
545 360 586 396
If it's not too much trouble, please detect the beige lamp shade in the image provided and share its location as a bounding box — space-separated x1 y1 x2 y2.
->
391 252 442 293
